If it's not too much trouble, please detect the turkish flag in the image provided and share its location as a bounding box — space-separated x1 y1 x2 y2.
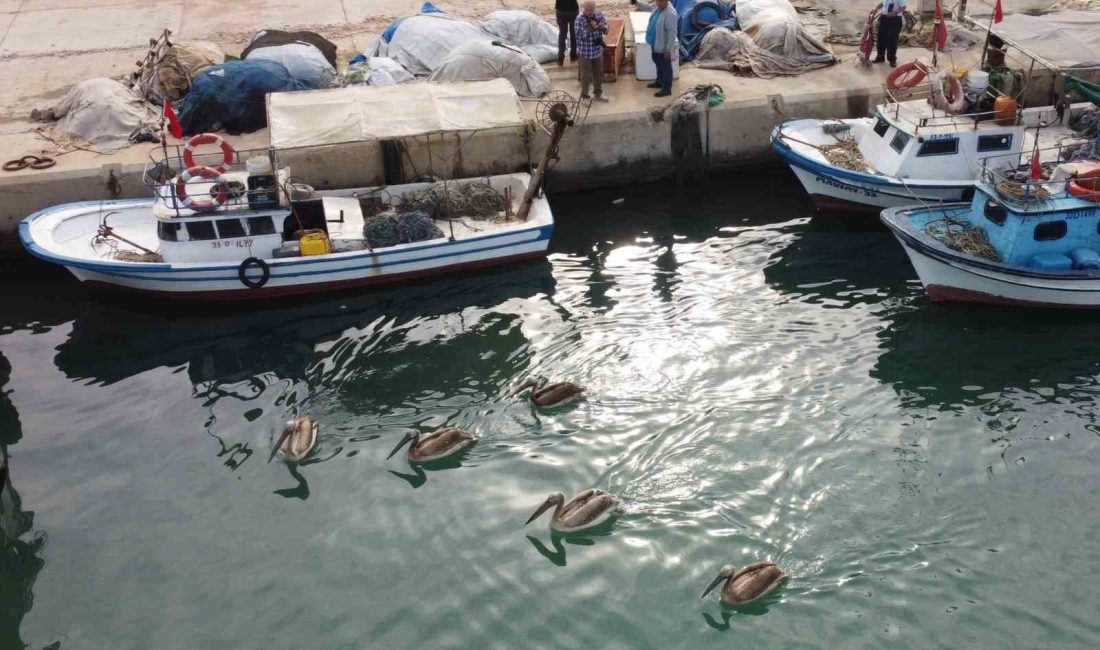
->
994 0 1004 24
934 1 948 51
1030 148 1042 180
163 100 183 139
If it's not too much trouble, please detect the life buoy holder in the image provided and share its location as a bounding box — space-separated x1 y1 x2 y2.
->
1068 167 1100 203
183 133 235 172
886 61 927 90
238 257 270 289
175 165 230 212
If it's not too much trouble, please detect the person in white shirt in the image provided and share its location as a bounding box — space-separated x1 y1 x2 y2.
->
872 0 908 68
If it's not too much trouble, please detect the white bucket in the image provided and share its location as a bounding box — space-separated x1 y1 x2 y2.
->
246 155 273 175
966 70 989 94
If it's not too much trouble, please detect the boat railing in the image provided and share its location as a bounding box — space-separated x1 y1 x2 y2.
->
978 146 1100 208
142 143 280 217
883 85 1007 133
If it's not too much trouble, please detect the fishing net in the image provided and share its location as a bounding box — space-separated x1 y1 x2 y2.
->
113 250 164 263
1069 106 1100 138
362 210 443 248
398 182 505 221
926 217 1001 262
820 138 866 172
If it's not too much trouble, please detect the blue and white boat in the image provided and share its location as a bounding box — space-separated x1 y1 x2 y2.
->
771 94 1091 214
20 79 568 301
881 153 1100 308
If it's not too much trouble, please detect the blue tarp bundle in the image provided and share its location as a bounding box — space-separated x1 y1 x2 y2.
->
674 0 737 61
382 2 443 43
178 59 320 136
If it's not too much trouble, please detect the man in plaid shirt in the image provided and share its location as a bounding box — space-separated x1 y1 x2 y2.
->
574 1 610 102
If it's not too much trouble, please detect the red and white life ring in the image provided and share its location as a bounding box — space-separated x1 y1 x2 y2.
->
183 133 235 172
886 61 928 90
175 165 230 212
930 70 966 114
1068 166 1100 203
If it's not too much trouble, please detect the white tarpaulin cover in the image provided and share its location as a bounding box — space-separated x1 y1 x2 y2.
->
268 78 526 149
987 11 1100 70
428 39 551 97
735 0 835 65
478 10 559 64
49 78 158 151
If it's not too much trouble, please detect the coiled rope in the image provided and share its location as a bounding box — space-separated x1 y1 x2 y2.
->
926 216 1001 261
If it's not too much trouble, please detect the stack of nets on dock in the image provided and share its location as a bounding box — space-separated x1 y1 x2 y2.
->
398 182 506 221
696 29 830 78
820 138 865 172
362 210 444 248
926 217 1001 262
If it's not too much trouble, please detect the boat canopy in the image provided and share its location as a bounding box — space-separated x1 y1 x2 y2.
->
972 10 1100 72
266 78 527 150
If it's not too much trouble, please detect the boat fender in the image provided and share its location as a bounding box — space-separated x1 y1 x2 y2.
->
886 61 927 90
1070 248 1100 270
175 165 230 212
238 257 270 289
183 133 236 173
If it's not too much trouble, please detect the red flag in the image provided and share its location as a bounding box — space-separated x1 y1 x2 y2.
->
1030 148 1042 180
163 100 183 139
994 0 1004 24
934 1 948 52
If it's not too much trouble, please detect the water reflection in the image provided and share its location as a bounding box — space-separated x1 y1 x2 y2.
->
1 352 46 649
525 529 612 567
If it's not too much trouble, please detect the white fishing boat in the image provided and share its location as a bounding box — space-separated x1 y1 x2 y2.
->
881 150 1100 308
771 92 1092 214
20 80 580 300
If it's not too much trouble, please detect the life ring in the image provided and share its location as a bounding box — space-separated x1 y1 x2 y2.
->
886 61 927 90
183 133 235 172
238 257 270 289
930 70 966 114
1068 167 1100 202
175 165 230 212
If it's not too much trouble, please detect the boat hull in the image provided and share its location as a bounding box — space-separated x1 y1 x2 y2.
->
882 206 1100 309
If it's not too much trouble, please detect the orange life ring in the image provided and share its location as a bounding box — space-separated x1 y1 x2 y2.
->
886 61 927 90
183 133 235 172
175 165 230 212
1068 167 1100 202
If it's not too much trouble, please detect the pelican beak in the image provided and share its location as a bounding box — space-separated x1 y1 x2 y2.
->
268 424 294 463
701 573 727 599
525 496 555 525
387 431 416 460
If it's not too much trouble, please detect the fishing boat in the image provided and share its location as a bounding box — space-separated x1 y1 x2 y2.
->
20 80 579 300
881 149 1100 308
771 92 1092 214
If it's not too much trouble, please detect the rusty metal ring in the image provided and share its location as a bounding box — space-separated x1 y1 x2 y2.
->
3 155 56 171
29 156 56 170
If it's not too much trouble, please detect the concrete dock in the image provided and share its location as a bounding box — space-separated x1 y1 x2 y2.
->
0 0 1063 252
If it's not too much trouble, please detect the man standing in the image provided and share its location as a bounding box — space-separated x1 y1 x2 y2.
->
575 2 610 102
873 0 907 68
633 0 679 97
556 0 580 66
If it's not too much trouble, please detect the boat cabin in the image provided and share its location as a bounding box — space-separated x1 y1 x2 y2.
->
858 98 1093 181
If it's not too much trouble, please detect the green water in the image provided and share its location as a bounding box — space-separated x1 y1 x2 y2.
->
2 168 1099 649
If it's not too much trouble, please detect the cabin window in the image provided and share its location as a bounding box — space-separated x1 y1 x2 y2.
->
917 138 959 157
984 199 1006 225
890 131 910 153
158 221 181 242
977 134 1013 152
216 219 246 239
1033 221 1067 241
185 220 217 241
247 216 276 236
873 117 890 138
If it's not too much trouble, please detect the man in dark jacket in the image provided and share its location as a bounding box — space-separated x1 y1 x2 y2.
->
556 0 580 65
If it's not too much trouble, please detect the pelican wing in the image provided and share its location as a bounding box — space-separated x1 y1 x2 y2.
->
559 493 616 528
728 564 785 603
416 427 474 457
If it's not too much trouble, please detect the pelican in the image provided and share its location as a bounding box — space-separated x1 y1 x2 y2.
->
513 377 585 407
268 416 318 463
701 561 787 605
525 489 619 534
387 427 478 463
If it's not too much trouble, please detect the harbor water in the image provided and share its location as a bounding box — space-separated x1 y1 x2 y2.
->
1 167 1098 649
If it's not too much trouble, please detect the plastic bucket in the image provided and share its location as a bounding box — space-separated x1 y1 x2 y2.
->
966 70 989 94
246 155 273 175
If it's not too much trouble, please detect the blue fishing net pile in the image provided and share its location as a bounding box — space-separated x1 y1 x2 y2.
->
362 210 443 248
